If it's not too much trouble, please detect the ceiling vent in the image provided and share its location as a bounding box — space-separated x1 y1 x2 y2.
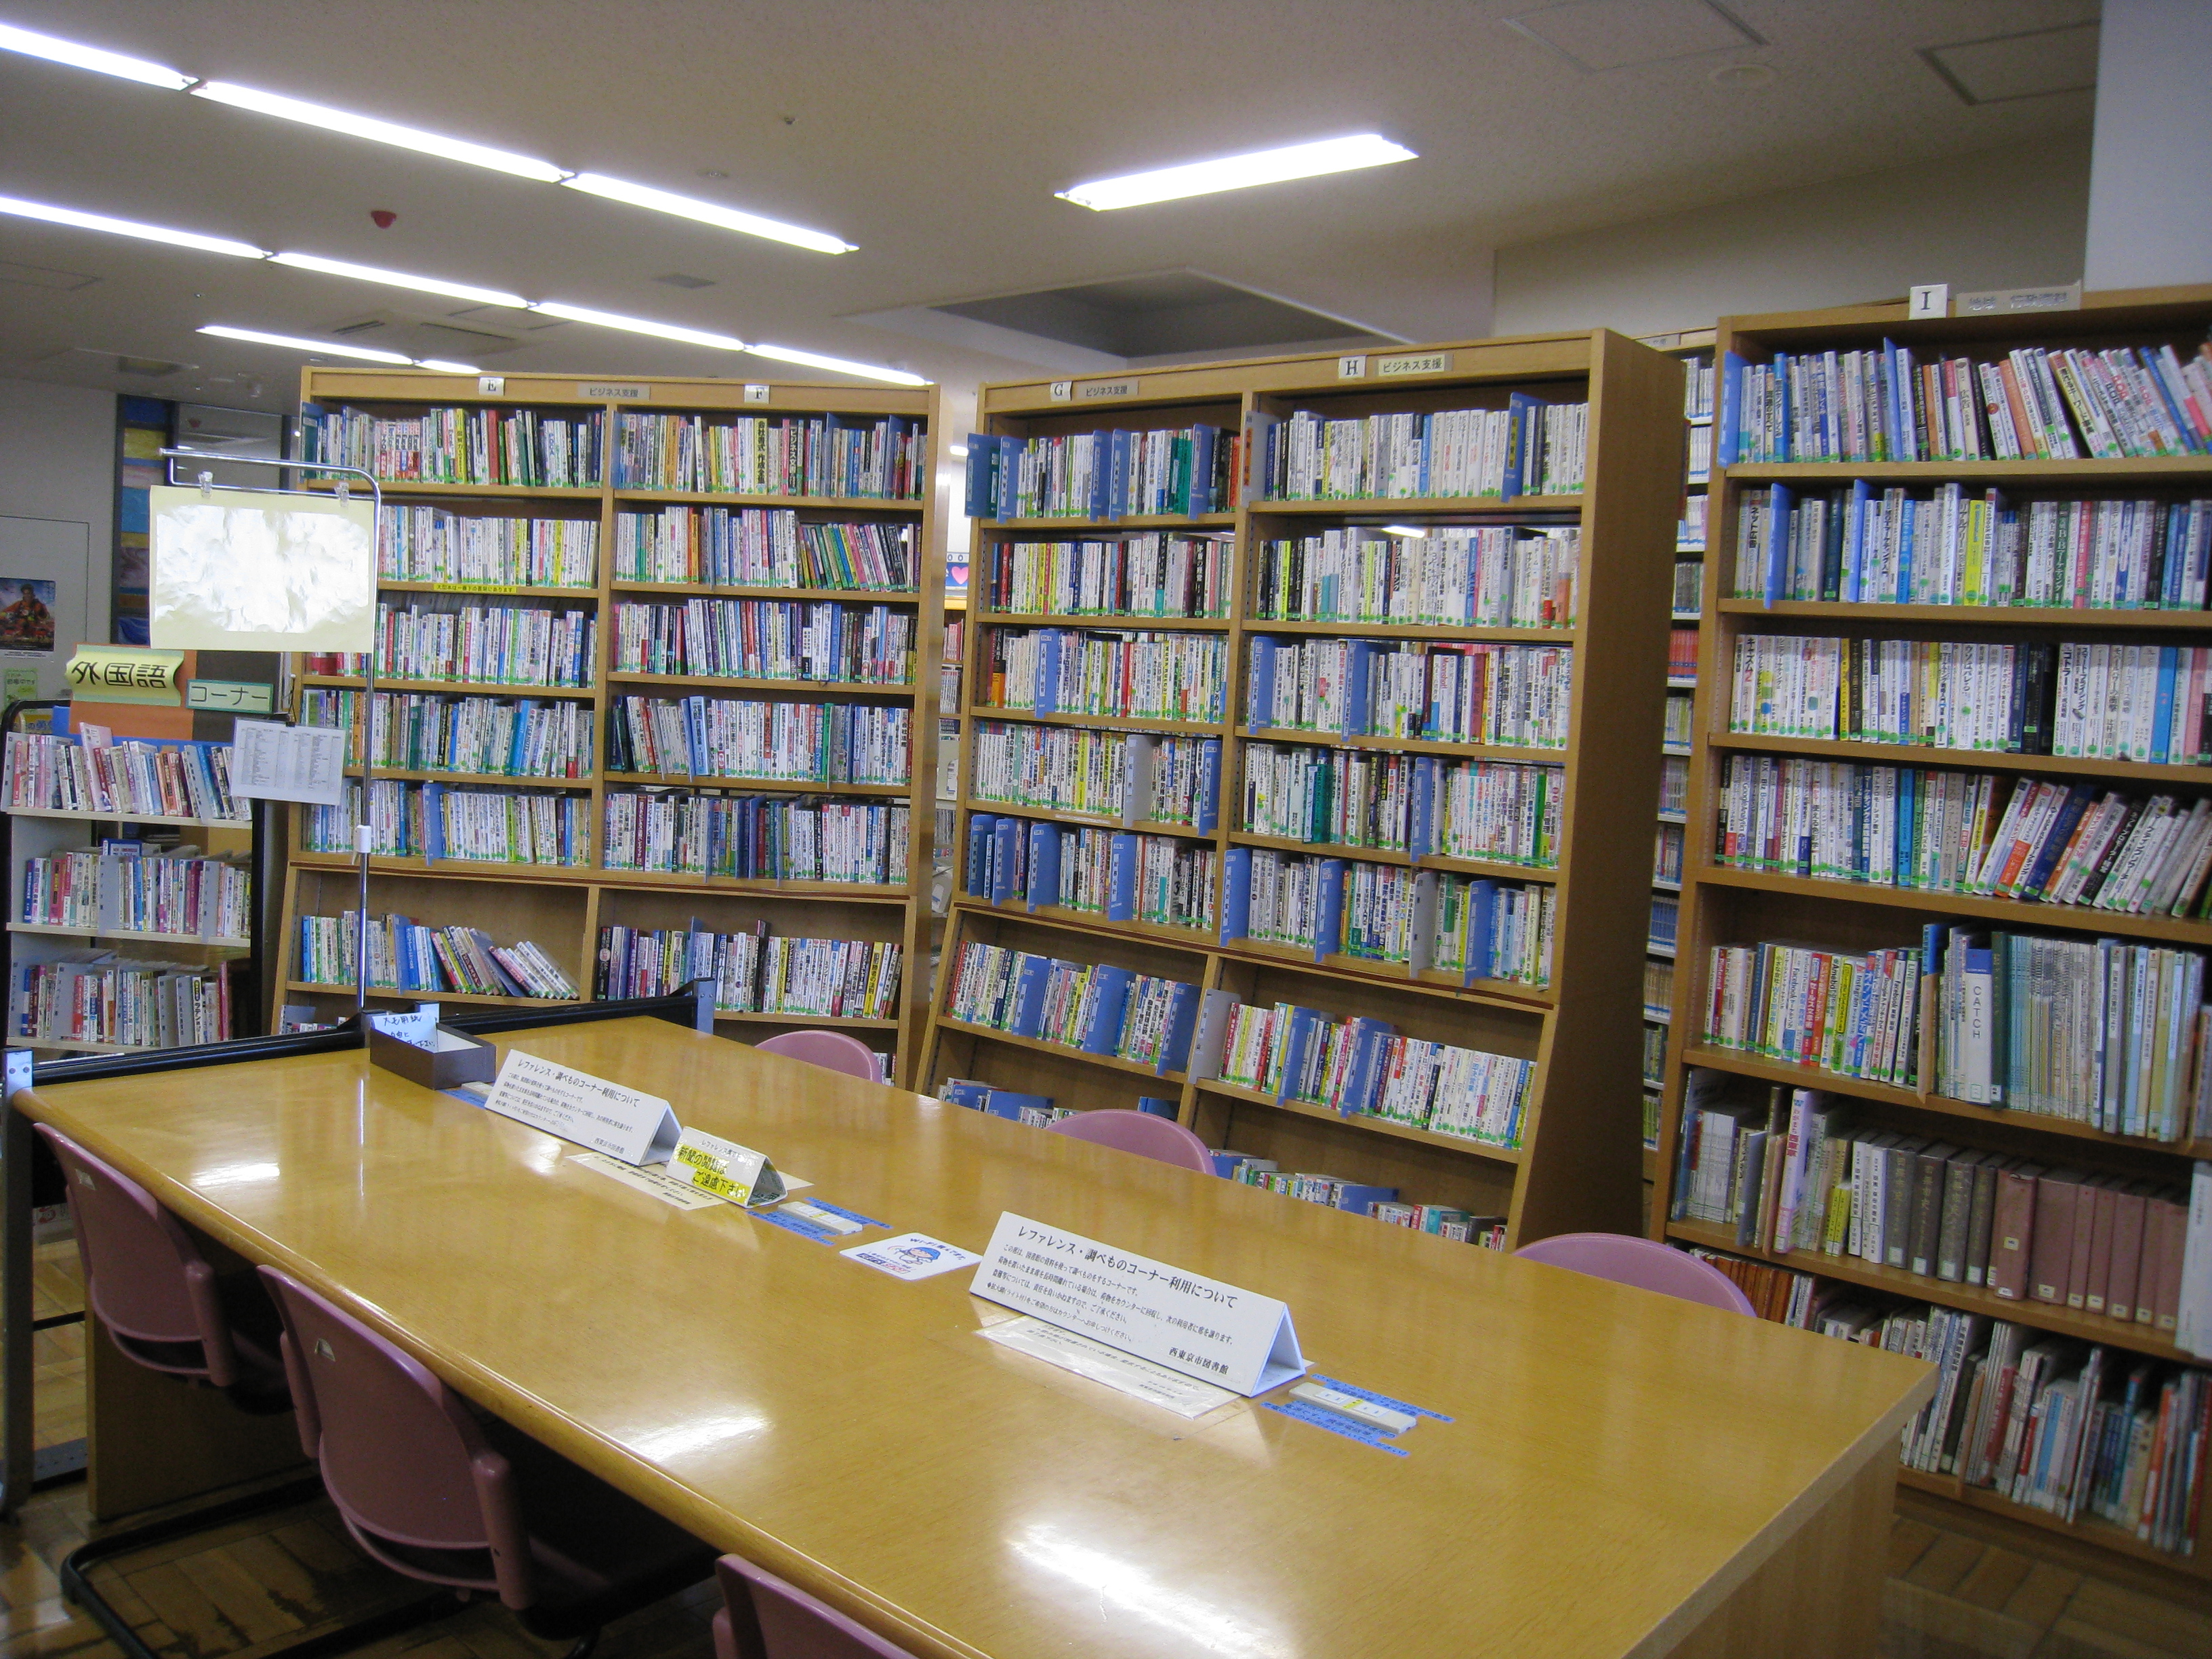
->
1921 22 2099 106
1504 0 1762 73
654 273 716 289
68 346 190 377
325 308 536 359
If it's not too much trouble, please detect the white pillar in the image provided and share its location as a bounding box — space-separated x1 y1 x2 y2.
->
2085 0 2212 290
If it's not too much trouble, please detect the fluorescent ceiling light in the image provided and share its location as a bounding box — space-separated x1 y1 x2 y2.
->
199 325 411 364
1057 134 1416 210
190 82 567 182
559 173 853 255
269 251 527 308
747 342 925 386
528 300 747 351
416 359 480 374
0 21 192 89
0 192 266 258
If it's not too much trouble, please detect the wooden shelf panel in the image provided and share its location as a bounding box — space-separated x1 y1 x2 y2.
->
600 773 910 796
1717 599 2212 630
1225 830 1561 886
8 923 249 949
298 676 598 700
1248 493 1586 516
1896 1467 2212 1582
288 854 914 903
609 582 924 601
343 768 596 790
978 611 1231 631
1193 1076 1526 1166
318 480 602 498
968 705 1225 735
609 490 926 511
974 512 1235 533
605 670 917 697
381 581 600 598
3 805 249 830
1692 865 2212 947
934 1015 1187 1085
287 981 583 1008
1242 619 1577 643
958 798 1214 842
1236 725 1566 763
712 1010 899 1030
1703 731 2212 785
1722 457 2212 485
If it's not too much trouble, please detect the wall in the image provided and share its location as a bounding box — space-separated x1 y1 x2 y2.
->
0 375 112 699
1492 130 2092 339
2086 0 2212 289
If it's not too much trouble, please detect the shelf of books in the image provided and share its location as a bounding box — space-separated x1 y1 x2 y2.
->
920 331 1685 1247
1654 286 2212 1578
274 369 945 1080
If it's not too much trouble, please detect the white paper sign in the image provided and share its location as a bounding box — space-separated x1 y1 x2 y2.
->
972 1213 1306 1397
149 487 376 651
669 1126 785 1206
980 1315 1237 1418
481 1051 680 1166
367 1006 442 1048
229 720 347 806
842 1233 981 1279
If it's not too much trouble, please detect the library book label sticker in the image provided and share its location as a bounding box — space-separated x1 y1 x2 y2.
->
972 1213 1306 1397
481 1051 680 1166
669 1126 785 1206
842 1233 980 1279
979 1315 1236 1418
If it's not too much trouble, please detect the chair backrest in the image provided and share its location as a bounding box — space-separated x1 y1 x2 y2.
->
34 1123 242 1383
754 1031 883 1083
717 1555 918 1659
258 1265 530 1601
1046 1109 1214 1173
1512 1232 1756 1316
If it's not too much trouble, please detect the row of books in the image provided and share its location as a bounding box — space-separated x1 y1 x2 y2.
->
612 508 920 589
1672 560 1702 613
1240 745 1563 867
941 619 964 715
1655 821 1685 884
982 628 1225 723
1643 1023 1667 1087
1645 958 1675 1019
374 600 596 688
600 792 909 885
1663 693 1694 750
1249 527 1580 628
17 849 249 943
1729 634 2212 764
1247 637 1574 747
594 922 901 1018
1252 401 1589 501
1678 494 1709 552
1682 355 1717 421
944 942 1200 1072
298 689 594 779
304 781 588 866
1660 754 1689 813
377 507 600 587
1650 894 1679 951
962 816 1216 933
11 954 231 1050
967 722 1219 827
1226 848 1555 986
1719 340 2212 464
3 730 244 821
1734 484 2212 609
962 425 1237 520
1702 938 1923 1084
1208 997 1532 1147
1673 1086 2197 1324
607 695 909 785
611 598 916 684
1220 1155 1513 1247
294 912 579 998
1683 1246 2210 1556
1715 753 2212 916
1666 627 1699 682
611 411 926 500
982 534 1231 619
937 1079 1081 1127
301 403 601 487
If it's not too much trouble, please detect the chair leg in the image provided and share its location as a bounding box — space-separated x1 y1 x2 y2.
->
59 1475 460 1659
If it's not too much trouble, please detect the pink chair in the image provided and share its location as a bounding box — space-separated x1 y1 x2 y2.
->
1512 1231 1756 1316
713 1554 918 1659
260 1266 714 1658
755 1030 883 1083
1046 1108 1213 1173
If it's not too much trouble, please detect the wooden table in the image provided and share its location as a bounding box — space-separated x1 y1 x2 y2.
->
15 1018 1934 1659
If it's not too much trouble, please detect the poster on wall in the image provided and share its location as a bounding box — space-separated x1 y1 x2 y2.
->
148 486 375 651
0 579 57 651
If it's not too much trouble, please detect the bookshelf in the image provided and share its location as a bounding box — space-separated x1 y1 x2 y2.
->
1654 285 2212 1578
273 369 944 1081
921 331 1685 1246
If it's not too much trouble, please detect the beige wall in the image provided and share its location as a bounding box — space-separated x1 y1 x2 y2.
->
1492 130 2092 340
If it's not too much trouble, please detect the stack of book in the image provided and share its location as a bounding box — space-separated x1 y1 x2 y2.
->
964 815 1214 933
376 507 598 586
1250 527 1579 627
1701 937 1925 1084
300 689 594 778
594 922 900 1019
938 1080 1075 1126
985 535 1229 618
1252 399 1589 499
968 722 1220 825
613 508 918 588
4 729 244 821
302 781 586 866
963 424 1237 518
295 911 577 998
1240 745 1563 864
18 848 249 942
11 954 230 1048
611 598 915 684
607 696 909 785
600 792 909 884
612 410 924 499
373 600 596 687
944 941 1201 1072
302 404 602 486
983 628 1226 722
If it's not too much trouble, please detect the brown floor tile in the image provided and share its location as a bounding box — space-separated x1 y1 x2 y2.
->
2005 1562 2086 1630
1881 1580 2041 1659
2060 1578 2212 1654
169 1550 303 1647
1909 1534 1994 1596
1953 1547 2036 1614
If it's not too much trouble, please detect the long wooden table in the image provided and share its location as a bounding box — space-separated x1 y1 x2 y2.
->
14 1018 1933 1659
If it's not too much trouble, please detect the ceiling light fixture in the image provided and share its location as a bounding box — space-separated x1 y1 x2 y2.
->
269 251 527 308
1057 133 1416 210
745 342 926 386
189 82 567 182
0 192 266 258
527 300 749 350
559 173 853 255
0 20 192 89
198 325 411 364
416 359 481 374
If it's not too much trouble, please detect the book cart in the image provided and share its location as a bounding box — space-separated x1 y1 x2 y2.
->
922 331 1685 1246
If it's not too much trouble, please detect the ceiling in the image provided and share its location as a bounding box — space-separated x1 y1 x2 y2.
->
0 0 2100 414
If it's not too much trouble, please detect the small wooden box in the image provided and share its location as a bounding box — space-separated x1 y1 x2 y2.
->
367 1023 498 1090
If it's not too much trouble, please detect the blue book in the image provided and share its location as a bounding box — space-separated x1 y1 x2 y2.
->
1033 632 1063 714
1156 982 1200 1073
1408 756 1439 861
422 785 447 860
1771 351 1792 462
965 814 997 898
1136 1097 1178 1118
1464 880 1497 985
508 701 532 775
1313 859 1347 962
1087 444 1111 520
1008 956 1054 1038
995 438 1020 522
1763 484 1793 608
684 696 710 775
1188 425 1217 513
1340 640 1375 737
1025 820 1061 912
1502 392 1538 499
2020 785 2094 899
1246 636 1279 728
962 436 998 518
1106 832 1141 922
1194 739 1221 834
2152 646 2178 762
1273 1007 1325 1103
1332 1183 1399 1215
1716 351 1746 466
991 818 1022 904
1079 965 1134 1055
1340 1019 1400 1115
1416 413 1434 497
1107 430 1132 520
1894 769 1917 877
1218 845 1252 942
983 1089 1046 1122
1843 479 1872 602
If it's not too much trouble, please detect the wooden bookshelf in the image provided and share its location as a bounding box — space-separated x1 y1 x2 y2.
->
1652 286 2212 1582
273 369 944 1080
920 331 1685 1246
